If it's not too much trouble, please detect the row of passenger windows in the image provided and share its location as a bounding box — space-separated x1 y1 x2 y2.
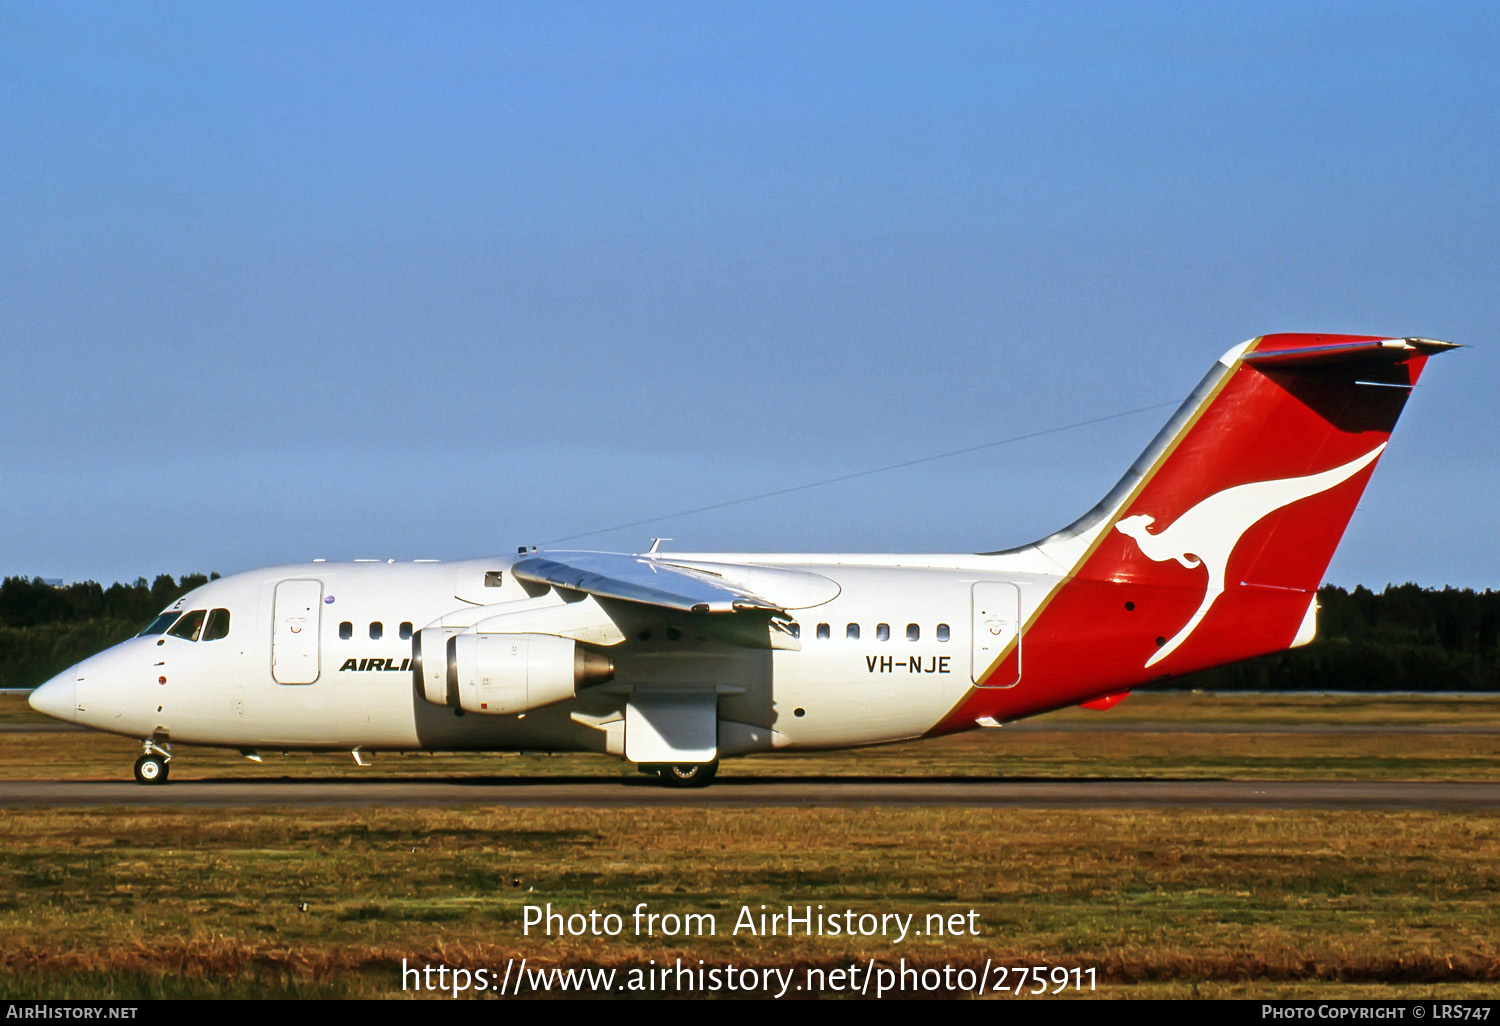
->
138 608 231 642
142 612 946 646
790 622 950 642
339 621 413 641
335 619 949 643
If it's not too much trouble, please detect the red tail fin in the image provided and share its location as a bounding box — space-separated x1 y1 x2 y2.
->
1079 334 1456 671
941 334 1455 731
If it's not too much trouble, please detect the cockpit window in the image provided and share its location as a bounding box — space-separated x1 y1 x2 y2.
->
202 609 231 641
168 610 208 641
138 612 180 636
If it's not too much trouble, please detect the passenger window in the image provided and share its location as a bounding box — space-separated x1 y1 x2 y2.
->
202 609 231 641
168 610 207 642
485 571 504 587
339 621 352 640
816 623 830 640
846 623 860 640
907 623 920 642
370 622 383 641
937 623 950 642
876 623 890 642
789 623 801 639
399 622 413 640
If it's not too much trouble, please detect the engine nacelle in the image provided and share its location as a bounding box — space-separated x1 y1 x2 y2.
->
412 624 469 707
444 633 613 715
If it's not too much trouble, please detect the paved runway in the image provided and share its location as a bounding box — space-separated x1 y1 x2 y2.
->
5 776 1500 809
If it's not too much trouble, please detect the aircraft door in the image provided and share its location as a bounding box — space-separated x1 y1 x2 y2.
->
272 579 323 685
971 582 1021 687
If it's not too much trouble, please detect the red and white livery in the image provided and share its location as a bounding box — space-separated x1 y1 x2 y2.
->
29 334 1456 785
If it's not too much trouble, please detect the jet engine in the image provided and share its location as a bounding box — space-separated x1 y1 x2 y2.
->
413 629 613 715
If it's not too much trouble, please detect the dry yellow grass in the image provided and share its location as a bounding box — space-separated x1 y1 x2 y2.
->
3 807 1499 998
5 717 1499 782
6 690 1500 998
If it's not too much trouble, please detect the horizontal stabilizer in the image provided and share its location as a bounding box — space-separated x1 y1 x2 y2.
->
1241 336 1458 369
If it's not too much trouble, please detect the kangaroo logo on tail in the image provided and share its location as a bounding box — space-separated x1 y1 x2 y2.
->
1114 444 1386 668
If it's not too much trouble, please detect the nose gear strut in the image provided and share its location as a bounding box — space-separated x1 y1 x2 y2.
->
133 739 172 785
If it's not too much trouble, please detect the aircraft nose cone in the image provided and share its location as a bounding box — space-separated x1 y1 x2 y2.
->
28 675 77 722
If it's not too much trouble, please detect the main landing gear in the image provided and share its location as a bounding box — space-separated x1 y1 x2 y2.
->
640 759 719 788
133 740 172 785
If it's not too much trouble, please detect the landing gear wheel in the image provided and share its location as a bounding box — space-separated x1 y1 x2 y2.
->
658 760 718 788
133 754 169 785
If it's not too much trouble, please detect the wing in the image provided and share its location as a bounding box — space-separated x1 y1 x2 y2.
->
510 551 787 614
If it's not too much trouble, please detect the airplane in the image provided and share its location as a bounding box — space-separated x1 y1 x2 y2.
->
27 333 1455 786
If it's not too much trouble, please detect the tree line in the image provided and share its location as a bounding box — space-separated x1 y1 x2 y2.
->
1 574 1496 692
0 574 218 691
1173 583 1500 692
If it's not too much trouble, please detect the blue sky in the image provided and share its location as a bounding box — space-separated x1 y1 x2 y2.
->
3 1 1496 588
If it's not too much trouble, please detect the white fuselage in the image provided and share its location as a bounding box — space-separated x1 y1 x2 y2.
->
42 552 1065 758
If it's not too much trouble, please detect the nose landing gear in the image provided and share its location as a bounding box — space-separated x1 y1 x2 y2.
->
133 740 172 785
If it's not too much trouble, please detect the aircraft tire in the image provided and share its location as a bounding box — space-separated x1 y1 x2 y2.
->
133 754 169 785
658 760 718 788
